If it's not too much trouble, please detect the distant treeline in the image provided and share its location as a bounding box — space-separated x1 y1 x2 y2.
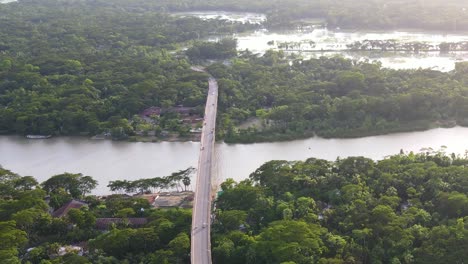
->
149 0 468 31
347 40 468 53
278 40 468 53
108 167 195 194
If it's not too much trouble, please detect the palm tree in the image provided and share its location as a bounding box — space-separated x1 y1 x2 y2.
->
182 176 191 191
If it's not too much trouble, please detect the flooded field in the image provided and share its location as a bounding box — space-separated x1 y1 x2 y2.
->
179 11 468 71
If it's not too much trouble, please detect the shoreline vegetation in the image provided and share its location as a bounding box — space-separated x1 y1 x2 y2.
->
8 120 465 144
225 120 464 144
274 40 468 54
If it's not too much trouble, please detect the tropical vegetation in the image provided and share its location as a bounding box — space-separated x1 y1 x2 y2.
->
0 166 194 263
2 149 468 263
212 149 468 263
208 52 468 142
0 0 252 138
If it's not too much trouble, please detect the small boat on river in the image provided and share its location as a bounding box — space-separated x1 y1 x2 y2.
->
26 135 52 139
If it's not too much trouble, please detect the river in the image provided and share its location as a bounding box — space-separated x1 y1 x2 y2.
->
2 127 468 194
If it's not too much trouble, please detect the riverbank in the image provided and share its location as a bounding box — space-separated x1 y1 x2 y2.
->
128 134 201 143
225 120 464 144
1 119 463 144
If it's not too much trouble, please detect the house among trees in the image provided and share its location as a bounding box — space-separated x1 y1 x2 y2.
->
183 116 204 124
51 200 88 218
141 106 162 117
95 218 148 230
168 106 193 115
141 105 199 118
137 192 194 209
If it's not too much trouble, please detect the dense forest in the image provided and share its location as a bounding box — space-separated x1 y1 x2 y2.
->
1 150 467 263
207 51 468 142
0 0 255 138
212 150 468 263
0 166 194 263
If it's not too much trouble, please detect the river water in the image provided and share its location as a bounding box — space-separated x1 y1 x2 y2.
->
2 127 468 194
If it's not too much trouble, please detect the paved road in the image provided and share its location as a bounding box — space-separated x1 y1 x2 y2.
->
191 74 218 264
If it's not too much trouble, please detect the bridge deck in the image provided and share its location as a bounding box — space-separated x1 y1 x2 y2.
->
191 74 218 264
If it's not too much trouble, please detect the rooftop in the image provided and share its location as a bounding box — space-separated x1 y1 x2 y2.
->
141 106 198 117
52 200 88 218
137 192 194 208
95 218 148 230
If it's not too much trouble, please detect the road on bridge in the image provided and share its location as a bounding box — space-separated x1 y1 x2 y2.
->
191 71 218 264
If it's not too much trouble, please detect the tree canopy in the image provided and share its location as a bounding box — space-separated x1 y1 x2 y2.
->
212 150 468 263
208 53 468 142
0 0 255 138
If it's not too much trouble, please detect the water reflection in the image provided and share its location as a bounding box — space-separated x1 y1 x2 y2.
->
172 11 266 24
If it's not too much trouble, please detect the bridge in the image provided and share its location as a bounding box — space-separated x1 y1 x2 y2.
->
191 67 218 264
